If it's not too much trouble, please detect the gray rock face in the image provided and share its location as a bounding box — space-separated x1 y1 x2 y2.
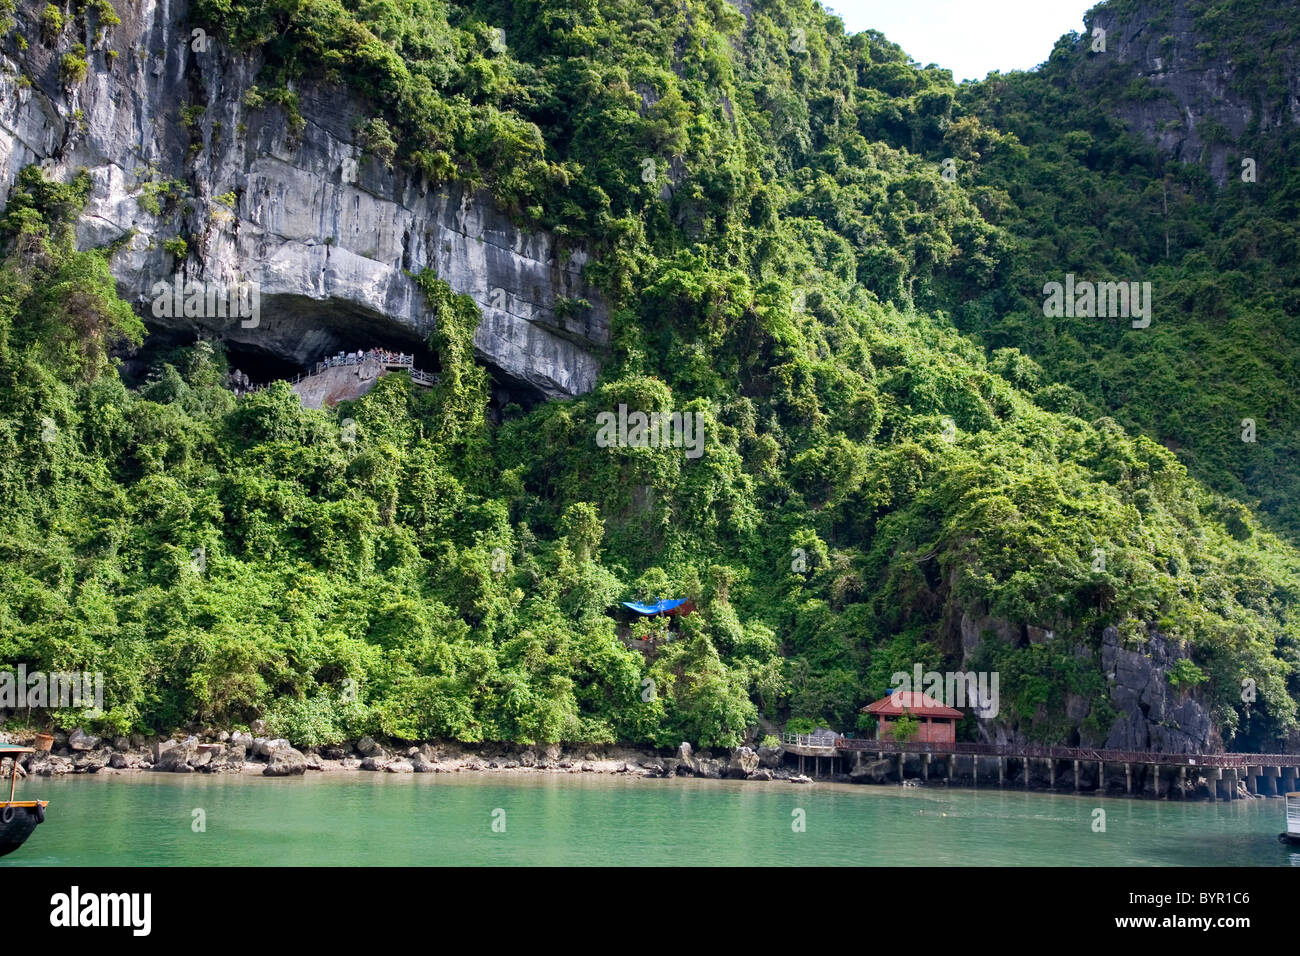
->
728 747 759 778
72 750 108 772
68 728 99 751
1101 626 1212 754
410 753 436 773
32 754 73 776
264 747 308 776
959 604 1018 663
251 737 290 758
1082 0 1298 185
291 359 388 409
203 747 247 773
0 0 606 399
757 744 784 769
153 739 180 763
153 741 198 772
693 756 724 779
675 742 693 773
962 610 1213 753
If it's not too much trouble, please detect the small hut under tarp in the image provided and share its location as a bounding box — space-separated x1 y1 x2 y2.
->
619 598 696 617
615 598 696 650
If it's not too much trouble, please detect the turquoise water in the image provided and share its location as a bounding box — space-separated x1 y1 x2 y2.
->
4 773 1296 866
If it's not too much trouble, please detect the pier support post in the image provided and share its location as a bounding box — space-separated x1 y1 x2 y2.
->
897 753 904 784
1024 758 1030 788
1246 766 1258 796
972 755 978 788
922 753 930 782
1180 766 1187 799
1262 766 1280 797
1074 760 1080 792
998 756 1004 787
946 755 953 787
1208 767 1220 802
1098 761 1105 793
1125 763 1132 795
1049 760 1056 791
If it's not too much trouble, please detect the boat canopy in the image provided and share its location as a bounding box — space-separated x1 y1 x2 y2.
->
0 746 32 756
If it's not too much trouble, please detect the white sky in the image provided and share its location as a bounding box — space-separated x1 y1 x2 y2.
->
825 0 1096 82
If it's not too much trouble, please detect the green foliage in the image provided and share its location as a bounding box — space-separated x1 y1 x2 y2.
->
890 711 920 742
1169 658 1209 690
358 117 397 167
264 693 369 747
41 3 63 39
60 48 87 85
958 1 1300 544
91 0 120 28
1 0 1297 756
138 177 187 216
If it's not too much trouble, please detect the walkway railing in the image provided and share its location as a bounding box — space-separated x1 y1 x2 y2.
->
234 350 438 396
311 350 415 376
779 734 1300 769
781 733 840 750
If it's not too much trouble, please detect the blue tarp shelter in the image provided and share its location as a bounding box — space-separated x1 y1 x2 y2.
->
621 598 691 616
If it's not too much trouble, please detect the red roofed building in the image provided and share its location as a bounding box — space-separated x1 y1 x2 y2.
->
863 692 964 744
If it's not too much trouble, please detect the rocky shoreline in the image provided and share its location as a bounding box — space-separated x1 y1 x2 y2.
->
2 728 815 784
3 728 1269 801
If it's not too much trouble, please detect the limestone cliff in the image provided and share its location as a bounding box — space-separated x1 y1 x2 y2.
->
1078 0 1299 184
957 601 1214 754
0 0 608 398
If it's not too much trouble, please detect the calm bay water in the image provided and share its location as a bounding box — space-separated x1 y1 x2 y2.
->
5 773 1296 866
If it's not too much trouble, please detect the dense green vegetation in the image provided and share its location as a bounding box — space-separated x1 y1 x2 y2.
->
956 0 1300 542
1 0 1297 752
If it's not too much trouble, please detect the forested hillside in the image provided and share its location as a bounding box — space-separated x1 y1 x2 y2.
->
0 0 1296 753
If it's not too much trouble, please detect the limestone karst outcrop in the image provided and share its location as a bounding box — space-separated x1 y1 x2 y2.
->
0 0 608 398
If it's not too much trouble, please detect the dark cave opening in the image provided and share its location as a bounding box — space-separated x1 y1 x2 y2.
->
119 319 547 417
223 340 304 384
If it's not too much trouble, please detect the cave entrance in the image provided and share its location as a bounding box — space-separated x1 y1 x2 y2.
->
224 341 303 384
486 369 547 422
124 292 551 418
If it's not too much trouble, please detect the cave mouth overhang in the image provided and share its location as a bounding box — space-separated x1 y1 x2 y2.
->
122 292 548 405
169 292 440 369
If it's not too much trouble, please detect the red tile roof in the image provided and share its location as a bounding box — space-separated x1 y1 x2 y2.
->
863 691 964 719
